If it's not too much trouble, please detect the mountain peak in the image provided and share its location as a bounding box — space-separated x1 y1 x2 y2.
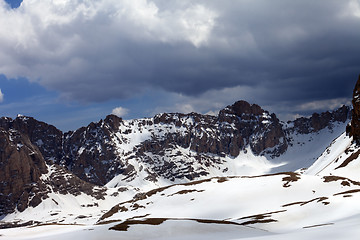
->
225 100 264 116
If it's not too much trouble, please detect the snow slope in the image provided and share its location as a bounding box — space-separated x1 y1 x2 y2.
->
2 170 359 240
271 121 347 172
305 132 360 181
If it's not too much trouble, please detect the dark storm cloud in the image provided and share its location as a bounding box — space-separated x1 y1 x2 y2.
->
0 0 359 112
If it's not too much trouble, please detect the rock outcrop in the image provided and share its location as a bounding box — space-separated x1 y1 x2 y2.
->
0 116 64 164
0 127 105 215
218 100 287 157
290 105 351 135
347 75 360 143
0 128 48 214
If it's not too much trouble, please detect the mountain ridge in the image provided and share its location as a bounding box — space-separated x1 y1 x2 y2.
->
0 100 352 218
0 101 351 185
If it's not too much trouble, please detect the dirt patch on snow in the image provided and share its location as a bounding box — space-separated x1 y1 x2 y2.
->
333 189 360 196
167 189 204 197
238 210 286 225
109 217 245 231
303 223 334 229
282 197 328 207
335 150 360 169
323 176 360 186
110 218 167 231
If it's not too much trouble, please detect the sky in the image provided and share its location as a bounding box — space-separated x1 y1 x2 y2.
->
0 0 359 131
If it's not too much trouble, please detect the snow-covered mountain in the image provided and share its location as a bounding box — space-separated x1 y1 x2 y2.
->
1 127 360 240
0 76 359 240
0 101 350 190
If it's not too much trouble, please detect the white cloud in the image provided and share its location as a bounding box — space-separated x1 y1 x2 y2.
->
111 106 129 117
348 0 360 18
0 89 3 102
295 98 351 112
150 85 266 116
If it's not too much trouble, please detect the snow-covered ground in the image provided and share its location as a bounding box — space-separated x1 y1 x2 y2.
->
271 122 347 172
2 122 359 240
1 169 360 240
1 215 359 240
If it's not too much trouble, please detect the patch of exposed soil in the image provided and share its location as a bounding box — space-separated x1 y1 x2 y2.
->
282 197 328 207
303 223 334 229
335 150 360 169
109 217 245 231
110 218 166 231
323 176 360 186
240 219 277 225
333 189 360 196
238 210 286 225
167 189 205 197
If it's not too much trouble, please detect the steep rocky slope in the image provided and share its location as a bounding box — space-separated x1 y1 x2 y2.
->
347 75 360 142
0 127 106 217
0 127 48 215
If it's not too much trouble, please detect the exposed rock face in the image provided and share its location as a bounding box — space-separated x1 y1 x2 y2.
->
0 116 64 163
348 75 360 143
0 127 106 215
0 128 48 214
59 101 349 185
218 101 287 157
61 116 126 185
290 105 351 135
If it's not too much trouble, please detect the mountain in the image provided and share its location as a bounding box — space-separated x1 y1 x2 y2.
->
0 101 351 190
0 75 359 239
1 118 360 239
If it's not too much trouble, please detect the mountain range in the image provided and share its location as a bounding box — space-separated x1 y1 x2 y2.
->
0 77 359 240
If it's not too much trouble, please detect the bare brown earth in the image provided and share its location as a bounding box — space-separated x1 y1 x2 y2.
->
109 218 246 231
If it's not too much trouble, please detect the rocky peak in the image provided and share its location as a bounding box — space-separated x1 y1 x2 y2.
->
347 75 360 143
218 100 264 122
218 100 287 157
104 114 123 131
230 100 264 116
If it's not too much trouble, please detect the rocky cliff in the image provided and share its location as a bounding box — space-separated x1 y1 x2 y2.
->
0 127 105 216
347 75 360 143
0 127 48 214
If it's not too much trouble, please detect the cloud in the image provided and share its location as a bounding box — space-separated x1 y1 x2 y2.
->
348 0 360 17
295 98 351 112
0 0 359 115
0 89 3 102
111 106 129 117
0 0 217 102
148 86 352 122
